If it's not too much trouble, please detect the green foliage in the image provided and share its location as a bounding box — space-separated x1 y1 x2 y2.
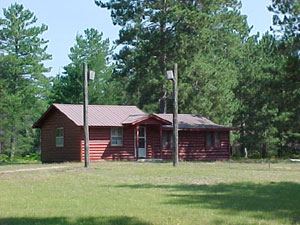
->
232 34 275 156
231 0 300 158
0 3 51 158
0 153 40 163
172 0 249 125
50 28 123 105
0 1 298 160
98 0 300 158
266 0 300 156
96 0 249 121
268 0 300 37
0 154 9 162
96 0 177 112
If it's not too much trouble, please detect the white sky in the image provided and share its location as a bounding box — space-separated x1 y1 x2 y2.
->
0 0 273 77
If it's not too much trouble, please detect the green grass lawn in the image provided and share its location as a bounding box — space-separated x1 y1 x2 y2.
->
0 161 300 225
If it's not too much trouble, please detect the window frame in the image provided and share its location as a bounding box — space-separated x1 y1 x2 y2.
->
206 132 220 149
206 132 213 148
56 127 64 147
162 131 169 148
111 127 123 146
214 132 220 148
162 131 173 149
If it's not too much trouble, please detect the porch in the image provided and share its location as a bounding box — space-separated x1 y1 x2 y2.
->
122 114 172 160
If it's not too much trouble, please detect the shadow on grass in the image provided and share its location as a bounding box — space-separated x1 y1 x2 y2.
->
117 182 300 223
0 216 152 225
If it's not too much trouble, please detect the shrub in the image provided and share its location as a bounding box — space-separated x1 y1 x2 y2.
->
0 154 9 162
0 153 40 163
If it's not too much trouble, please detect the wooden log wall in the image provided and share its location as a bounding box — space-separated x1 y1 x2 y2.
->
40 109 81 163
160 130 230 161
80 127 135 161
144 125 161 159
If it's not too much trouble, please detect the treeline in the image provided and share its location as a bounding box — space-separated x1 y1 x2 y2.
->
0 1 299 159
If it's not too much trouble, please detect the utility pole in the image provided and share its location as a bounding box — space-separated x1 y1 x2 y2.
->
173 63 179 167
166 63 179 167
83 62 89 168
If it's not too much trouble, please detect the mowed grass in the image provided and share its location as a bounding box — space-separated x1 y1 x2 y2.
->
0 161 300 225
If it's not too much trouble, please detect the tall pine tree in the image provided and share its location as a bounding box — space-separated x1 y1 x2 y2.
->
0 3 51 157
96 0 249 125
267 0 300 156
50 28 121 105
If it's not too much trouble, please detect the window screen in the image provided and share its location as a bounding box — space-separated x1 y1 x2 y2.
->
111 127 123 146
206 132 213 148
56 128 64 147
214 132 220 148
162 131 168 148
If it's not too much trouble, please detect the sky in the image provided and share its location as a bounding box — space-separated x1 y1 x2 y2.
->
0 0 273 78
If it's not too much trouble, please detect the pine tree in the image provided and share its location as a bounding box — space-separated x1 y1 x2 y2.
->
267 0 300 156
96 0 249 123
232 33 281 157
0 3 51 157
96 0 177 112
50 28 121 105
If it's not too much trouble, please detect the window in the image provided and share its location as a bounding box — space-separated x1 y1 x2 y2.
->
206 132 213 148
162 131 168 148
206 132 220 148
214 132 220 148
138 127 146 148
111 127 123 146
56 128 64 147
170 133 174 148
162 131 173 148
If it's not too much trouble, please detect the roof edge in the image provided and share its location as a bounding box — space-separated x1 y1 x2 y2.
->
162 126 238 131
32 104 57 128
33 104 81 128
122 114 172 125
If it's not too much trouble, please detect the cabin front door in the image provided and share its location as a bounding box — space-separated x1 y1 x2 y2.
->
134 126 146 158
138 126 146 157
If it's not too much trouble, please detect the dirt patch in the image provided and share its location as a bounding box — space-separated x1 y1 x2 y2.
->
0 165 68 174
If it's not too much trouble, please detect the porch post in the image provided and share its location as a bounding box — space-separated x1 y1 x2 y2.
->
135 125 139 160
159 125 163 159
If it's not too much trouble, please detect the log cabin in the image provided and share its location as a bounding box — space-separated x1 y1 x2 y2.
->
33 104 235 162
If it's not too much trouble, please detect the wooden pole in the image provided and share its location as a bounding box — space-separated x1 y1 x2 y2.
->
83 62 89 168
173 63 179 167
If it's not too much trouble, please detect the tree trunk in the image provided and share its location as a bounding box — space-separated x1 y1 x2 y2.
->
159 90 167 113
244 147 248 159
10 135 15 159
261 142 267 158
277 143 283 157
240 121 246 157
277 132 283 157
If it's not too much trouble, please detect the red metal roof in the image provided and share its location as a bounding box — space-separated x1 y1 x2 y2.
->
122 114 172 125
33 104 144 128
156 114 235 130
33 104 235 130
